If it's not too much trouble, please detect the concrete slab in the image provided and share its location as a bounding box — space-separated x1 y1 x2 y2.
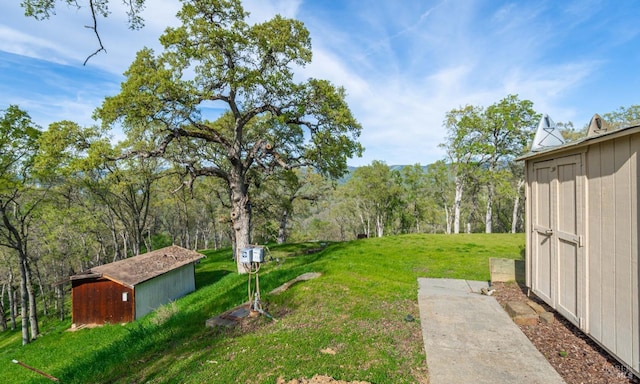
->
418 278 565 384
205 303 251 328
505 301 539 326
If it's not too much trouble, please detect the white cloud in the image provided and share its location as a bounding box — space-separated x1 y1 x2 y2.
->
1 0 639 166
0 25 69 63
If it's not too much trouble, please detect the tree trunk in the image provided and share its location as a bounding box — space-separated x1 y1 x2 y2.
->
453 176 464 234
8 270 16 331
18 257 30 345
34 263 48 317
444 204 451 234
375 214 384 237
485 162 496 234
511 179 525 233
277 209 289 244
146 228 152 252
485 183 493 233
121 231 128 260
56 284 65 321
109 216 120 262
231 201 251 273
0 283 7 331
230 169 252 274
27 265 39 340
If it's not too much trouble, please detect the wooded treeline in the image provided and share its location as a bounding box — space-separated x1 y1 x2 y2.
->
2 100 637 344
5 0 640 346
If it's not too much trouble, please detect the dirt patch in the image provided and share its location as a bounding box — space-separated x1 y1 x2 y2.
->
68 323 106 331
276 374 371 384
493 282 640 384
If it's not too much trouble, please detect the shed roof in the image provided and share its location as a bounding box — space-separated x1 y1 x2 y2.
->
518 123 640 162
72 245 205 289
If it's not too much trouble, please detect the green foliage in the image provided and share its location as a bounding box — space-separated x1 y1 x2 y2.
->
0 234 523 383
602 104 640 130
0 105 41 190
556 121 585 144
95 0 362 266
96 0 362 181
439 95 539 233
21 0 146 30
344 161 403 237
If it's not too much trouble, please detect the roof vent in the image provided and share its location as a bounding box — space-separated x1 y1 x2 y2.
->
531 114 565 152
586 114 609 137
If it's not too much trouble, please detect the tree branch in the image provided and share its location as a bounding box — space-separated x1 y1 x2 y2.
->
83 0 106 65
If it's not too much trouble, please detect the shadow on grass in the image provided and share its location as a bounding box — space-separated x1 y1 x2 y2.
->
195 269 231 289
55 247 332 383
56 279 249 383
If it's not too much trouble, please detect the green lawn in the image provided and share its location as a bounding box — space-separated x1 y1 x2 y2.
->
0 233 524 383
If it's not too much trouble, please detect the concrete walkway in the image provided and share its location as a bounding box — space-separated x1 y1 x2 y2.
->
418 278 565 384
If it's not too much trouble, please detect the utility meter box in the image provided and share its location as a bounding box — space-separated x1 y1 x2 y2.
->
240 247 264 263
251 247 264 263
240 248 252 264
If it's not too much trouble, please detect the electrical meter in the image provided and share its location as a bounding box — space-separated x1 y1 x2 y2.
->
240 248 252 264
251 247 264 263
241 247 264 263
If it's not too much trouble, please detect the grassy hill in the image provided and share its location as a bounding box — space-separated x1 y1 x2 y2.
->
0 233 524 383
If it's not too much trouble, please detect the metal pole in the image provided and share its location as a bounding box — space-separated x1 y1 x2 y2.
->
12 360 60 382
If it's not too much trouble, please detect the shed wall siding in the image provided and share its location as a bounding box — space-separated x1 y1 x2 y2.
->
134 264 196 319
72 279 134 325
525 126 640 375
586 135 640 371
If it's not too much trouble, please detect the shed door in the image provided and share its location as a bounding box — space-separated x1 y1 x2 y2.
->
531 154 584 326
531 159 554 305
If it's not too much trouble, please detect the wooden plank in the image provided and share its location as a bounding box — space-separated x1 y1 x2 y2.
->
557 239 578 322
587 144 602 339
600 140 616 351
631 133 640 371
557 159 577 236
614 137 633 363
556 157 579 324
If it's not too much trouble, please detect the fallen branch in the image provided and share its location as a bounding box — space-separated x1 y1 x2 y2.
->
12 360 59 382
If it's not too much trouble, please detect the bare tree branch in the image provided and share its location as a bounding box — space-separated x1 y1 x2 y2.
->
83 0 106 65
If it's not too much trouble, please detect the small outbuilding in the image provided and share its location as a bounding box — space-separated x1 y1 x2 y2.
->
521 115 640 375
70 245 204 326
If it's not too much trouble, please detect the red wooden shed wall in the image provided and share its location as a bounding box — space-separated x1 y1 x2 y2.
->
72 278 134 325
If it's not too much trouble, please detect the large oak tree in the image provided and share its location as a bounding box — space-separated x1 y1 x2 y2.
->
96 0 362 272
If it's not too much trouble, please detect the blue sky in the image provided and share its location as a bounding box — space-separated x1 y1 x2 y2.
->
1 0 639 166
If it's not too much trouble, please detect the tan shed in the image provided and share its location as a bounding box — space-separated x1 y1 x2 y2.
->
521 118 640 375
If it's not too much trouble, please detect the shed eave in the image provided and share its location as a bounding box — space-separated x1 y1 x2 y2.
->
70 272 103 281
518 123 640 162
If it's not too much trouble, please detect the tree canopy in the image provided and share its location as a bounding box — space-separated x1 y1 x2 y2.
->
96 0 362 272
